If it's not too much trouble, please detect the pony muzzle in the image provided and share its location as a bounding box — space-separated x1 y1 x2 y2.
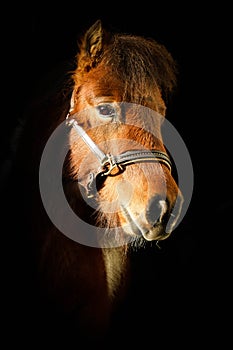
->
120 193 183 241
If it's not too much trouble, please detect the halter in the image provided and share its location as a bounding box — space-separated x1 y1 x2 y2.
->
66 99 172 198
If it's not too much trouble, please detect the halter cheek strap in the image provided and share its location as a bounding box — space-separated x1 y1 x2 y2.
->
66 117 107 164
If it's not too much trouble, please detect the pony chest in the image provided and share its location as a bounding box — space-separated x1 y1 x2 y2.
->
102 248 128 300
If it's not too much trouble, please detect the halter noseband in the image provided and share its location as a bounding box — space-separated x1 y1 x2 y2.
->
66 105 172 198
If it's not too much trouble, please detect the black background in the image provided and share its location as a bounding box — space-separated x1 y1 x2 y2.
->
2 2 232 347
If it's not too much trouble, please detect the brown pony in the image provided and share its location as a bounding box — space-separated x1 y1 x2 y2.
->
10 20 184 343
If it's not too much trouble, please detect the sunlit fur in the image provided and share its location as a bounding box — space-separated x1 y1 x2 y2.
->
64 20 183 247
59 22 183 336
13 20 183 340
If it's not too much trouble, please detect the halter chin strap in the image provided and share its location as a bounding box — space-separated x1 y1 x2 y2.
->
66 109 172 198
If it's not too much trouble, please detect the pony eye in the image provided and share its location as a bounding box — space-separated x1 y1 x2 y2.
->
96 104 116 118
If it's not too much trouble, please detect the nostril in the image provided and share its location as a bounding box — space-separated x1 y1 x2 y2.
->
146 196 168 226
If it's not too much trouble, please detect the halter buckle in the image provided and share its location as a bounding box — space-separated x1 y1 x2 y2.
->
102 154 124 176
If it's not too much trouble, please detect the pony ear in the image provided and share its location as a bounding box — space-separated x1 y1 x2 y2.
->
84 20 105 58
77 20 110 71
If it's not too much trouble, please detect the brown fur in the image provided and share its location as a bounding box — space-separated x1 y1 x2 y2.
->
11 20 182 342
